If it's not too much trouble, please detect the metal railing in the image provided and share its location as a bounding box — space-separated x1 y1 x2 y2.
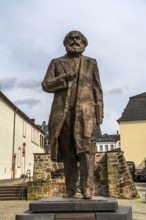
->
21 169 31 200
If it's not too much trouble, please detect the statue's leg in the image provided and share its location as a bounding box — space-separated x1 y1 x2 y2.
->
79 151 95 199
63 156 78 197
59 111 78 198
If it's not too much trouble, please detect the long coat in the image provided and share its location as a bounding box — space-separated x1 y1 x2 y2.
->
42 55 103 162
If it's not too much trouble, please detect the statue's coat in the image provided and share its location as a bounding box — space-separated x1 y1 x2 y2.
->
42 55 103 162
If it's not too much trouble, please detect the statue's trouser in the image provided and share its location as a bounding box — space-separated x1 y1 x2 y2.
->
59 110 95 195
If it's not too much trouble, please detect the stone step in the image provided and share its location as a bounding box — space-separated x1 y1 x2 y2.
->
0 192 27 196
0 186 26 190
0 196 26 200
0 185 27 200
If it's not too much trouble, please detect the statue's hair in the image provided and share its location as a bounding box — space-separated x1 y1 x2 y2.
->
63 30 88 47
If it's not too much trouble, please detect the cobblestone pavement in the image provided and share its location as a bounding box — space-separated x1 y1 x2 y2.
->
0 183 145 220
0 200 29 220
117 183 146 220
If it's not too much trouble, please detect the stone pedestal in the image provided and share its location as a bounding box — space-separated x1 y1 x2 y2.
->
16 196 132 220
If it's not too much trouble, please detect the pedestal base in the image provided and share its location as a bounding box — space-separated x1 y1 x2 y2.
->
16 196 132 220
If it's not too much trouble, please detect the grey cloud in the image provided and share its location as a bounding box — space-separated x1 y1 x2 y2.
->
109 85 129 96
0 77 17 90
14 98 41 108
0 78 42 91
17 79 41 90
110 88 122 95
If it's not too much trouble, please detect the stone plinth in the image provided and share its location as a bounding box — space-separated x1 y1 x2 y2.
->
29 196 118 212
16 196 132 220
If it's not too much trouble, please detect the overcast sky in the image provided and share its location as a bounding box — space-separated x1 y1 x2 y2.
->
0 0 146 134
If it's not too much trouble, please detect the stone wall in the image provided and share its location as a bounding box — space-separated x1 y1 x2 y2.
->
27 154 65 200
107 151 138 198
28 154 52 200
28 151 139 200
94 153 108 196
94 151 139 198
33 154 52 181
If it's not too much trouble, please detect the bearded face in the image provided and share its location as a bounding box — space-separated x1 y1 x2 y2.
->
64 32 87 54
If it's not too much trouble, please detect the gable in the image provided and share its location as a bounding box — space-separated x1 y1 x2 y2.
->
118 92 146 122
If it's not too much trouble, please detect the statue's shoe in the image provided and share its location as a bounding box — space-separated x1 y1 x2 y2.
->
63 191 76 198
82 189 92 199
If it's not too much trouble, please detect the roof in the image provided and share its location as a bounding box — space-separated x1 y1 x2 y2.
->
0 91 45 134
118 92 146 122
39 124 48 134
96 133 120 142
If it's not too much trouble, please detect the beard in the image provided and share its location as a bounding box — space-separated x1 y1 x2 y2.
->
65 42 85 54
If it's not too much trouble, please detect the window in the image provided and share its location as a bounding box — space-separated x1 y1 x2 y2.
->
31 127 38 145
23 120 26 137
110 145 114 150
17 147 21 168
22 143 26 157
37 131 39 146
99 145 103 152
34 128 37 144
105 145 108 151
40 134 44 148
22 144 26 174
31 127 33 143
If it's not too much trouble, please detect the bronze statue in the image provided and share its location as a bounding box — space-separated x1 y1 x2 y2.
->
42 30 103 199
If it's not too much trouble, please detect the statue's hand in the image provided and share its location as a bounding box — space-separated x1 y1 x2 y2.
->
64 72 76 82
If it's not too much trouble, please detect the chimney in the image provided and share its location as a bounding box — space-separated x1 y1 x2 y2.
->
31 119 35 123
42 121 46 126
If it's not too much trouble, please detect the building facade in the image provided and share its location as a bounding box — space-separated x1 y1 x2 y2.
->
118 92 146 169
0 91 45 180
96 133 120 152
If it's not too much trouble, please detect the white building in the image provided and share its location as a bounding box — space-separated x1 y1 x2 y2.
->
0 91 45 180
96 133 120 152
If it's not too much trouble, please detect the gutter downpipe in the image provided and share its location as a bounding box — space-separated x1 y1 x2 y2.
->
11 108 18 179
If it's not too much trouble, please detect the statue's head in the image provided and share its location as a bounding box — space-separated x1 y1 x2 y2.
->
63 30 88 55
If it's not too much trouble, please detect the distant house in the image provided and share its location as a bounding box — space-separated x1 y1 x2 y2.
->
39 121 49 153
118 92 146 169
96 133 120 152
0 91 45 180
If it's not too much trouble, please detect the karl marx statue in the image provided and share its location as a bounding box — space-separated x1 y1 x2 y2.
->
42 30 103 199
